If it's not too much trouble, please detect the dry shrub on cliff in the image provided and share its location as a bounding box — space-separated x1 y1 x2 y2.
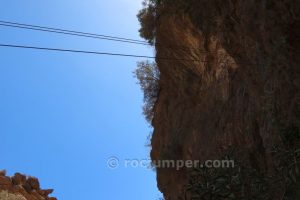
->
134 60 160 123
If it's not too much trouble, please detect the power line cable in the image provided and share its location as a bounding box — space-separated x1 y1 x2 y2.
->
0 20 147 43
2 20 264 60
0 43 210 62
0 20 211 53
0 43 260 66
0 23 150 46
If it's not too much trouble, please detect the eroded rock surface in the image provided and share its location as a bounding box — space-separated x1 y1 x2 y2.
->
144 0 300 199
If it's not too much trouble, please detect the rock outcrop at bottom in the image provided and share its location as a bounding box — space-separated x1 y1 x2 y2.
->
0 170 56 200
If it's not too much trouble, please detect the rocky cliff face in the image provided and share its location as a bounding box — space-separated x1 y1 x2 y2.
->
0 171 56 200
142 0 300 199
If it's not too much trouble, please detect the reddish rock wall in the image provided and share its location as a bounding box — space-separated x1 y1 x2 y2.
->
0 170 56 200
148 1 300 199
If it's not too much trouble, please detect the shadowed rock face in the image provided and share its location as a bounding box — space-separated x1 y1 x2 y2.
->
147 1 300 199
0 171 56 200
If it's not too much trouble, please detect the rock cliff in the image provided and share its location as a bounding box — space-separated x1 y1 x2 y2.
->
138 0 300 199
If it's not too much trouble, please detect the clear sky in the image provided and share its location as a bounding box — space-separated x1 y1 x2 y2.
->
0 0 162 199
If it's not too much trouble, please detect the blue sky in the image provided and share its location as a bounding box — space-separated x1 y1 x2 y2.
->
0 0 161 199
